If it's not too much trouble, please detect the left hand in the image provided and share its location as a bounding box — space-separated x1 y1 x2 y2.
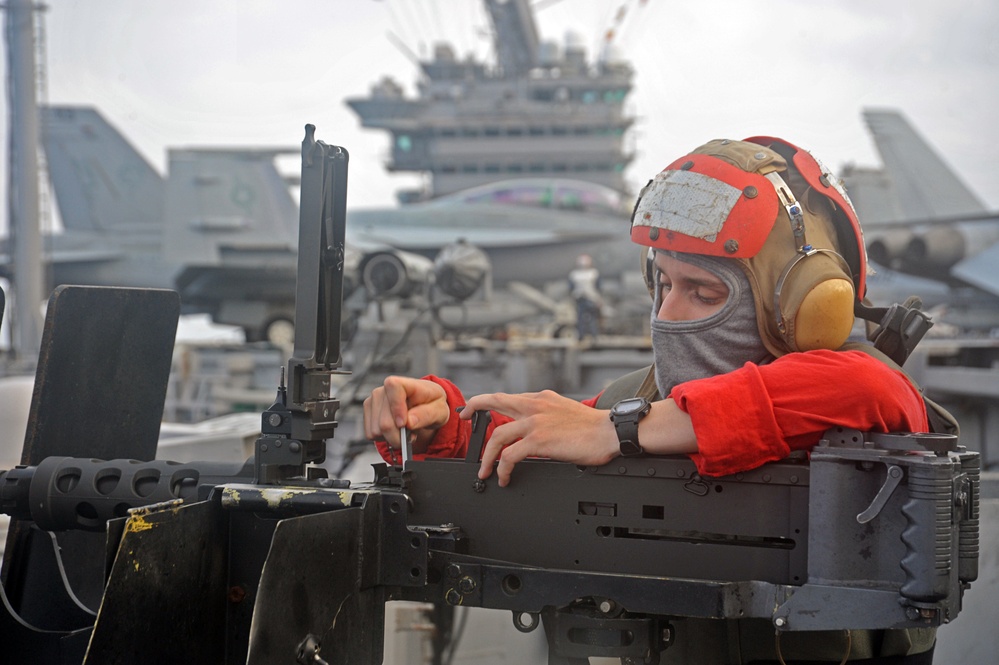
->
461 390 618 487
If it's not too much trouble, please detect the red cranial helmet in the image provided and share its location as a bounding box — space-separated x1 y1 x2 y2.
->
631 137 867 356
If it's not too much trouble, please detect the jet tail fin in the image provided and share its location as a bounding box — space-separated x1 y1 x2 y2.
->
860 109 987 221
40 106 164 234
163 148 299 265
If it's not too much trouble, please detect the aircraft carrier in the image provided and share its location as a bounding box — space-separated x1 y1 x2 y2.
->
346 0 634 202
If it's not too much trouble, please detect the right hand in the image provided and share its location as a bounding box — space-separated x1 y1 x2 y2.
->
363 376 450 453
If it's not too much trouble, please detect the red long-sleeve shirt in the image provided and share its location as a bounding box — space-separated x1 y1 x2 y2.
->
375 349 929 477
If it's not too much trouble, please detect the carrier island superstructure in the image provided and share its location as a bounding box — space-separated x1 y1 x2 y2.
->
346 0 635 202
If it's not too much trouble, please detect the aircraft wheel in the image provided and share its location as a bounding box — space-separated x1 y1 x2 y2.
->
263 317 295 347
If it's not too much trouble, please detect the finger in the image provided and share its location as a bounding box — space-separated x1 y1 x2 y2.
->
365 392 392 442
382 376 412 428
379 403 402 448
362 396 374 440
466 392 535 420
477 420 528 480
495 441 534 487
406 402 444 431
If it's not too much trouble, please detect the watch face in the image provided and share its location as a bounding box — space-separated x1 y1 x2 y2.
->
614 397 647 416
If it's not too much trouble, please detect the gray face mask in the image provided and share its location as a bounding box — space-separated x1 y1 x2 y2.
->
651 253 773 397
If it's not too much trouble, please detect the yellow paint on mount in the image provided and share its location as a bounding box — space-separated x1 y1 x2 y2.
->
125 514 156 533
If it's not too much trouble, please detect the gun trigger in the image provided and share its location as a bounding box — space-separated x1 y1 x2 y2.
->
856 465 904 524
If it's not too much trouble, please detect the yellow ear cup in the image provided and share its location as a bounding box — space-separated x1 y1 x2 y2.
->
793 278 855 351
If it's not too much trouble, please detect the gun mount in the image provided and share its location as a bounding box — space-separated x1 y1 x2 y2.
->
0 126 981 665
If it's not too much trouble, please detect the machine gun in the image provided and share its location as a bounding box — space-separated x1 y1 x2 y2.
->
0 126 981 665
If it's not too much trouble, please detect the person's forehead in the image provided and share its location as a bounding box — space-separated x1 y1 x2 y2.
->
654 253 726 285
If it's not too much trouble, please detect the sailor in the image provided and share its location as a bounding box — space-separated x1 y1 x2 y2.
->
568 253 603 340
364 137 947 663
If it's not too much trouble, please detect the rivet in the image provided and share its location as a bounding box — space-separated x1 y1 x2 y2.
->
649 227 660 240
790 475 798 484
754 152 767 160
618 466 627 474
743 185 758 199
763 473 772 483
680 160 694 170
819 174 831 187
724 239 739 254
646 468 656 476
675 469 685 478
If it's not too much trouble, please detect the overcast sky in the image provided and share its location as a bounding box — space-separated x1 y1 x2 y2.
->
5 0 998 216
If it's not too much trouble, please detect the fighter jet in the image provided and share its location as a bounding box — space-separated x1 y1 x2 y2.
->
840 109 999 331
7 105 644 342
347 177 639 286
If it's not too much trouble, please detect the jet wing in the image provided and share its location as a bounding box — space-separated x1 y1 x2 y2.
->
951 243 999 298
346 204 618 251
349 224 600 250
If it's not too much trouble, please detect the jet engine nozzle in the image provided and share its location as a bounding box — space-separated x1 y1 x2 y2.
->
359 249 433 299
434 241 491 301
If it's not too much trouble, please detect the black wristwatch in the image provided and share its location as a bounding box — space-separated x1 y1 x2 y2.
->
609 397 651 457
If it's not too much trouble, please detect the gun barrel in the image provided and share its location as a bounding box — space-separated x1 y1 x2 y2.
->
0 456 252 531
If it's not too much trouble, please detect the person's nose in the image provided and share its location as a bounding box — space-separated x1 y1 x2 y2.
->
656 290 688 322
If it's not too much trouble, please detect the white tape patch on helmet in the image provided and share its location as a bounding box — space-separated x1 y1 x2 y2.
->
633 169 742 242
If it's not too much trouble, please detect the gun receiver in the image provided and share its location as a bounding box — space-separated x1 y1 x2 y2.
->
0 126 981 665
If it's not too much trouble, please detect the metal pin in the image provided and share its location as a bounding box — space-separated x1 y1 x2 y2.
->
400 425 411 464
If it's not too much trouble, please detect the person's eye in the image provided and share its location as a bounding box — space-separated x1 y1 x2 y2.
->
695 291 724 306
